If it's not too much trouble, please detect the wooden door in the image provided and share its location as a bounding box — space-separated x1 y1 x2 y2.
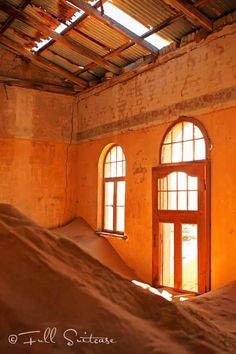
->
152 161 210 293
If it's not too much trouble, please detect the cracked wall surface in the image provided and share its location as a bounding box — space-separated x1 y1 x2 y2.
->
0 45 78 227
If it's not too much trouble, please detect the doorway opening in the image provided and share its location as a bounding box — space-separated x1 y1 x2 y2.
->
152 118 210 293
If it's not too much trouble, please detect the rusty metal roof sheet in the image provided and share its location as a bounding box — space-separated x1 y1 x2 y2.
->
0 0 235 89
200 0 236 19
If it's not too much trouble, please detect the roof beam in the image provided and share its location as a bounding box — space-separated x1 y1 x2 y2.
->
0 2 121 74
35 0 109 55
0 0 31 34
162 0 213 31
0 75 77 95
0 35 87 88
64 0 159 55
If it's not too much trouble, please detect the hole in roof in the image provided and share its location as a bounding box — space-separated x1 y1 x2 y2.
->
32 0 96 52
32 0 170 54
100 2 171 49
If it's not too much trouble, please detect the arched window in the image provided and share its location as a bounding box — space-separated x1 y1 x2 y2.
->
153 118 210 294
161 120 207 164
103 145 126 235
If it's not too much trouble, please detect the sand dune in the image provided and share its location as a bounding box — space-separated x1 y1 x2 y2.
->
53 217 137 280
0 204 235 354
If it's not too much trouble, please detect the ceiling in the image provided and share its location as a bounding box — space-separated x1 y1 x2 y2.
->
0 0 235 94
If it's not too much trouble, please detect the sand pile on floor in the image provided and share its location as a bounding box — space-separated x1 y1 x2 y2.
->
182 281 236 336
53 218 137 280
0 204 235 354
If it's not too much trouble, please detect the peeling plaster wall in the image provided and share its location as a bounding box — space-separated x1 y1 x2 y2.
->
0 46 78 227
76 23 236 289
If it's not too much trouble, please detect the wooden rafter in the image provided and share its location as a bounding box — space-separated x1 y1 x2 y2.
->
0 2 121 74
0 0 31 34
0 35 87 88
75 0 212 76
63 0 159 55
162 0 213 31
35 0 109 55
0 74 77 95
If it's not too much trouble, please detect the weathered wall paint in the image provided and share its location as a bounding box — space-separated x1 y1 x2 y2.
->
77 23 236 140
0 82 78 227
77 108 236 289
0 137 78 228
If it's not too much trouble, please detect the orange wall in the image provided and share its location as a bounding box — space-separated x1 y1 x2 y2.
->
76 23 236 289
77 107 236 289
0 137 78 228
0 84 78 228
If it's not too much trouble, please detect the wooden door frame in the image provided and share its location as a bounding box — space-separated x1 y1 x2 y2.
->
152 160 211 293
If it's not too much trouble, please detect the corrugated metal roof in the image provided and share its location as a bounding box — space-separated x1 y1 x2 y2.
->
112 0 178 28
50 41 92 67
0 0 235 89
160 17 196 42
75 16 127 49
68 28 109 57
5 0 23 7
31 0 66 20
200 0 236 20
42 49 81 73
121 44 149 62
0 11 9 24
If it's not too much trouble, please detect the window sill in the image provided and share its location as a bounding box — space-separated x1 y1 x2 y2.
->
96 231 128 240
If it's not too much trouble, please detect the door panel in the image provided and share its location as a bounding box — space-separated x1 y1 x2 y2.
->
160 223 174 288
182 224 198 292
152 161 210 293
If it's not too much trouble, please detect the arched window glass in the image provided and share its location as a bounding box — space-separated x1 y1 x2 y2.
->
161 121 206 164
103 146 126 234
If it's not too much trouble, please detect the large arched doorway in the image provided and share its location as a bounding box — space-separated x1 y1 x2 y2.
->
152 118 210 293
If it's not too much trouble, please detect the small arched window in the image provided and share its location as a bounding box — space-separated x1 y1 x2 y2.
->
161 120 206 164
103 145 126 234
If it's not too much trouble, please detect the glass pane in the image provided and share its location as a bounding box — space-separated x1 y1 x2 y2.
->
110 162 116 177
104 206 113 230
188 191 198 211
188 176 198 190
168 172 177 191
183 122 193 140
194 139 206 160
177 172 187 190
105 152 111 163
194 126 203 139
178 191 187 210
104 163 110 178
158 177 167 191
162 144 171 163
117 162 123 177
110 147 117 162
172 142 182 163
159 191 167 210
117 146 123 161
122 160 126 176
117 181 125 206
183 141 193 161
164 130 172 143
172 123 182 142
105 182 114 205
161 223 174 288
168 191 177 210
116 206 125 232
182 224 198 292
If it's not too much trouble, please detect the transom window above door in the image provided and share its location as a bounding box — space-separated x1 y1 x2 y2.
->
158 172 198 211
161 121 206 164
